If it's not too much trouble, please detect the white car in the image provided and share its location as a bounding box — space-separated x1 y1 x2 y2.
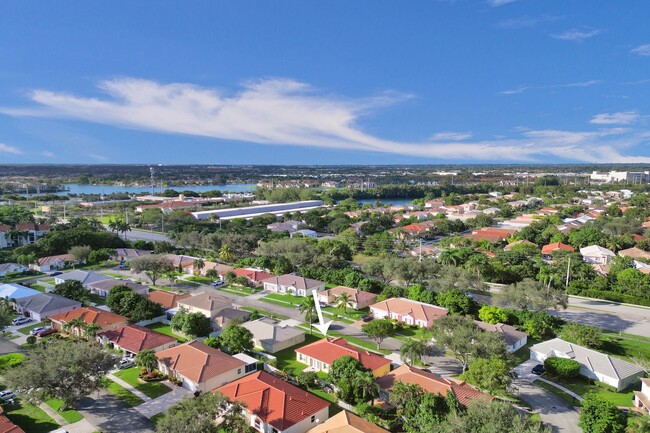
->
11 317 31 326
0 390 16 401
116 359 134 370
30 326 50 336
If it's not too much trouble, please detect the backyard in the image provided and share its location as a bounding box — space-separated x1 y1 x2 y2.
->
114 367 172 399
144 322 187 343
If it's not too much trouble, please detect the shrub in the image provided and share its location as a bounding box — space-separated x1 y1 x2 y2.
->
544 357 580 378
296 371 318 389
26 335 37 345
0 353 25 371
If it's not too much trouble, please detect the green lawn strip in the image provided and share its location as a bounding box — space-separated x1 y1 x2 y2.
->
30 284 47 292
508 339 540 368
45 398 83 423
321 306 368 322
185 276 212 284
144 323 187 343
40 278 55 284
264 293 304 303
114 367 172 399
101 378 145 407
600 334 650 362
260 298 297 309
221 288 251 297
4 400 60 433
240 307 288 320
103 272 126 278
601 330 650 343
296 324 391 355
534 380 582 406
18 321 49 335
540 374 636 407
309 387 336 403
1 273 45 284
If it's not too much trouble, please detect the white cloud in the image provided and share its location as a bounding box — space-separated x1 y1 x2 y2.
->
631 44 650 56
590 111 640 125
2 77 650 163
41 150 55 158
430 132 473 141
0 143 22 154
497 15 561 29
500 80 600 95
500 86 530 95
551 28 601 42
488 0 517 6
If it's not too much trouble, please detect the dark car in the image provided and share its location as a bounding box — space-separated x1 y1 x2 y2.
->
531 364 545 375
49 271 63 277
360 314 373 323
36 328 57 338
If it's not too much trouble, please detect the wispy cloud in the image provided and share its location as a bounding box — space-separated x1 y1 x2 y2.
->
430 132 473 141
499 80 601 95
41 150 55 158
488 0 517 6
2 77 650 163
551 28 601 42
0 143 22 154
631 44 650 56
497 15 561 29
590 111 640 125
88 153 108 162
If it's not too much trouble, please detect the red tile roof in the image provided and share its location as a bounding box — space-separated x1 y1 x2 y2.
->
156 341 244 384
0 407 24 433
541 242 575 254
321 286 378 305
99 324 176 353
234 268 275 283
295 337 391 373
146 290 191 309
50 306 127 329
376 365 491 407
216 371 330 431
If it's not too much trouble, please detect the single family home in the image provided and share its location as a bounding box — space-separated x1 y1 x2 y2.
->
0 283 41 304
176 292 233 319
87 279 149 299
54 270 113 288
580 245 615 265
146 290 192 310
15 293 81 322
369 298 448 328
541 242 575 258
216 370 330 433
242 317 305 353
98 324 177 356
156 340 247 393
306 410 389 433
30 254 73 272
633 378 650 415
318 286 378 310
474 321 528 353
295 337 391 378
0 263 27 277
50 306 129 336
262 274 325 297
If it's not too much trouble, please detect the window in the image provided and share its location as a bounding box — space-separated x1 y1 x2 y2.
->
311 415 316 423
253 418 261 429
271 429 279 433
237 368 242 375
245 363 257 373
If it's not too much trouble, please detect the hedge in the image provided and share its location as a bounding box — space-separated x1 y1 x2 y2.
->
544 357 580 378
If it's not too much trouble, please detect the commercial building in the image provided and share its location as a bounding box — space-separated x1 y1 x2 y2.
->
191 200 324 221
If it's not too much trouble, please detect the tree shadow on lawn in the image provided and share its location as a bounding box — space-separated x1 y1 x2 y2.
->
78 391 155 433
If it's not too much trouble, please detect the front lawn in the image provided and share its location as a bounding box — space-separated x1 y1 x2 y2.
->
30 284 47 292
144 322 187 343
220 287 252 297
114 367 172 399
600 333 650 361
264 293 303 303
274 334 322 376
240 307 288 320
185 275 212 284
45 398 83 424
18 321 49 335
4 400 60 433
508 339 540 368
541 374 637 407
260 298 295 309
101 378 145 406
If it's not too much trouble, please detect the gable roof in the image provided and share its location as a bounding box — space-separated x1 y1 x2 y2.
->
376 365 490 407
233 268 275 283
216 370 330 431
474 321 527 347
0 407 25 433
56 270 113 286
321 286 378 305
16 293 81 314
261 274 324 290
0 284 40 300
35 253 74 266
203 261 234 276
580 245 615 258
530 338 645 380
146 290 191 309
176 292 232 312
113 248 153 260
50 306 127 328
307 410 389 433
618 247 650 260
295 337 391 372
541 242 575 254
242 318 305 344
369 298 448 323
99 324 176 353
88 279 149 293
156 341 244 384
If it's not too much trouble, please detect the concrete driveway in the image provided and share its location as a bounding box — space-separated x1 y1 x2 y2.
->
78 389 155 433
136 384 193 418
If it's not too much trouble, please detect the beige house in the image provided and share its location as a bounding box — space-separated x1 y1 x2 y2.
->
307 410 389 433
634 378 650 415
242 317 305 353
318 286 378 310
156 340 247 393
176 292 232 319
369 298 448 328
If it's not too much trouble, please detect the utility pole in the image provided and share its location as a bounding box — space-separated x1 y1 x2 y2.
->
565 256 571 288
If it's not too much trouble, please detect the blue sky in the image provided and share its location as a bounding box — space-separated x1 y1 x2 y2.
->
1 1 649 164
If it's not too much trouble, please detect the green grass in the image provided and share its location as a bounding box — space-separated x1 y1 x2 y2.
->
395 325 433 341
185 275 212 284
18 321 49 335
150 412 166 425
534 380 582 406
30 284 47 292
45 398 84 423
4 400 60 433
88 293 107 306
144 322 187 343
274 334 322 376
600 334 650 362
103 272 126 278
101 378 145 407
260 298 295 309
240 307 288 320
539 374 637 407
114 367 172 399
41 278 55 284
264 293 304 303
508 339 540 368
221 287 252 297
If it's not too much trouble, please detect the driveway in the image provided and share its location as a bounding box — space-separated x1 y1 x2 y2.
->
0 336 26 355
136 384 193 418
78 389 155 433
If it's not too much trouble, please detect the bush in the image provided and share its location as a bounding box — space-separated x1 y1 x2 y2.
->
544 357 580 378
26 335 37 345
0 353 25 371
296 371 318 389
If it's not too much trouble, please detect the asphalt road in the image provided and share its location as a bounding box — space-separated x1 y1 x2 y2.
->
78 389 155 433
513 379 582 433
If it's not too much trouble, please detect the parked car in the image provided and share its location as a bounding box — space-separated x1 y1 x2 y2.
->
12 317 31 326
29 326 49 336
36 328 57 338
210 280 224 287
531 364 545 375
49 271 63 277
360 314 373 323
116 359 134 370
319 302 327 308
0 390 16 401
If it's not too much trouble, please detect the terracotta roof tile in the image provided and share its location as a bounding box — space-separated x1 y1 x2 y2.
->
50 306 127 328
156 341 245 384
369 298 448 323
146 290 191 309
307 410 389 433
541 242 575 254
99 324 176 353
295 338 391 372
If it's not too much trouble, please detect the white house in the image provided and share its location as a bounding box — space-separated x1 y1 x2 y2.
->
242 317 305 353
580 245 616 265
474 321 528 353
15 293 81 322
261 274 325 297
530 338 645 391
0 263 27 277
54 270 113 288
634 378 650 415
30 254 74 272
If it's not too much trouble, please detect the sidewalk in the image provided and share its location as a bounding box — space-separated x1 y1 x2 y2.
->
135 381 193 418
107 373 152 402
39 402 68 426
536 377 584 402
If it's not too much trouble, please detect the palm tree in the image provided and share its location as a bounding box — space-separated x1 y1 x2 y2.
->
400 339 427 366
166 272 178 287
134 349 158 374
84 323 101 339
335 292 352 314
352 371 380 404
219 243 235 262
205 268 218 283
64 317 87 337
193 258 205 276
298 298 317 335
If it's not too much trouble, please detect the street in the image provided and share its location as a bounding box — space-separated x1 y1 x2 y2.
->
77 389 155 433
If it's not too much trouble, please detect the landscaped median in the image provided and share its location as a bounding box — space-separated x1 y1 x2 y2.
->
45 398 83 423
100 377 145 406
113 367 172 399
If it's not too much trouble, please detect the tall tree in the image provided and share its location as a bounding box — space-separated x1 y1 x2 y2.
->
131 254 174 285
400 339 428 366
219 324 254 354
6 340 116 410
496 278 568 312
135 349 158 373
579 394 627 433
68 245 92 266
361 319 394 350
335 292 352 313
442 399 552 433
52 280 89 304
219 243 235 262
298 297 317 335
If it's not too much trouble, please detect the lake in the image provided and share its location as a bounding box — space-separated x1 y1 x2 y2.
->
357 198 416 206
57 183 257 195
